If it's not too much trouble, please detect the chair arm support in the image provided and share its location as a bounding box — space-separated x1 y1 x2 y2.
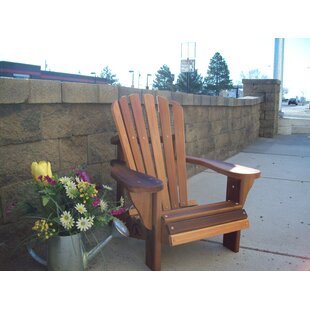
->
111 160 163 193
186 156 261 180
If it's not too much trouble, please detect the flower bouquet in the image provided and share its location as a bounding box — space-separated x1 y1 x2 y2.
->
26 161 126 241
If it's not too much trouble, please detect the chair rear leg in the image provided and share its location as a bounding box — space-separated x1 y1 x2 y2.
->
223 231 241 252
145 229 161 271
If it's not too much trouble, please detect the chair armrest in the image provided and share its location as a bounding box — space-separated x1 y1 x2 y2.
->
111 160 163 193
186 156 261 180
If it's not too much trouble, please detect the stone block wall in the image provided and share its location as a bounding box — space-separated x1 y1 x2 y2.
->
243 79 281 138
0 77 266 223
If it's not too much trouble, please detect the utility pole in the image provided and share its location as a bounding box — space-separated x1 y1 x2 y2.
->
273 38 285 113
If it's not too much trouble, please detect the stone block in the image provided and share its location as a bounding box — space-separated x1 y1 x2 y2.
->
0 140 60 187
98 84 118 103
214 133 230 148
59 136 88 170
171 92 184 103
0 78 29 104
84 163 104 185
141 89 157 98
41 104 74 139
185 123 210 143
0 180 39 223
201 96 211 106
72 104 115 136
88 133 116 164
29 79 61 103
0 104 42 146
156 90 172 100
62 82 98 103
208 107 226 121
118 86 141 98
265 110 277 120
180 93 194 105
193 95 202 106
183 106 209 124
210 120 224 135
210 96 218 106
227 98 235 106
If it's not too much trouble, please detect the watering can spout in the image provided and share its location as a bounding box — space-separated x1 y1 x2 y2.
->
85 218 129 267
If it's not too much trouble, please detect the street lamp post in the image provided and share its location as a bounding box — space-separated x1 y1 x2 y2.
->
129 70 134 88
146 74 152 90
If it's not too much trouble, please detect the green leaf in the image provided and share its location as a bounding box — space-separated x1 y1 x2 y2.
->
42 196 50 206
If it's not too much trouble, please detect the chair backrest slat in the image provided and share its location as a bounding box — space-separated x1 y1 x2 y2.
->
144 94 171 210
157 96 179 209
111 100 136 170
129 94 156 177
172 101 188 206
119 96 145 173
112 94 190 212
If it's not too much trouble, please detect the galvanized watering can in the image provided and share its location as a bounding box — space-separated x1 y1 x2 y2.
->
27 218 129 271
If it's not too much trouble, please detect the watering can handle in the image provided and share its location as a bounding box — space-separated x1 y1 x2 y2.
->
26 244 47 266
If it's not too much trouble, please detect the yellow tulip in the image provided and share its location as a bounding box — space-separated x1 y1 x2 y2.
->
31 161 53 182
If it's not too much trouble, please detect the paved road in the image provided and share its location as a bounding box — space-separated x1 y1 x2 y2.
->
281 101 310 119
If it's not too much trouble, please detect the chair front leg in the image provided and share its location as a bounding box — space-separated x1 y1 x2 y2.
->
145 192 161 271
223 231 241 252
224 177 242 252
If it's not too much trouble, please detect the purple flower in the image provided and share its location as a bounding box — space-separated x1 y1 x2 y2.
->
76 170 91 182
95 184 103 190
111 207 126 216
92 197 101 207
44 176 57 186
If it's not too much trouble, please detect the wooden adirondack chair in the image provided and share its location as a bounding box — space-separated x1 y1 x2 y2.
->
111 93 260 271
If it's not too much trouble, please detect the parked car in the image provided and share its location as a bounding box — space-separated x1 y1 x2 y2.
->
288 98 298 105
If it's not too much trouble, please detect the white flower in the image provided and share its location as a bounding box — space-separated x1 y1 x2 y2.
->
103 184 112 191
75 176 81 184
59 176 73 185
88 216 95 225
75 203 86 214
64 180 78 199
76 217 93 232
60 211 75 230
99 200 108 212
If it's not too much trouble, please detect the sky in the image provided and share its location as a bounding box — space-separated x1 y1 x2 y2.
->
1 0 310 98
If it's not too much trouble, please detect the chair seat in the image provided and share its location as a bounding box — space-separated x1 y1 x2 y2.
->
164 209 248 246
165 209 248 235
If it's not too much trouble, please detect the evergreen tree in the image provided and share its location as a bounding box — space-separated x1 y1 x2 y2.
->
99 66 118 85
152 65 175 91
176 70 203 94
204 52 233 96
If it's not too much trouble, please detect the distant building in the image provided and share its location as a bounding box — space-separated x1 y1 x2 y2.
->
0 61 107 84
221 85 243 98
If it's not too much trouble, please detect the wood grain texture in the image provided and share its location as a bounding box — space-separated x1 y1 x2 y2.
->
186 155 261 180
129 94 156 176
169 219 249 246
157 96 179 209
111 100 136 170
144 94 171 210
166 209 247 235
119 96 145 173
172 100 188 207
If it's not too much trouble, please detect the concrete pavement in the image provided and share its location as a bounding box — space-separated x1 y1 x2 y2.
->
6 134 308 271
88 134 310 271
